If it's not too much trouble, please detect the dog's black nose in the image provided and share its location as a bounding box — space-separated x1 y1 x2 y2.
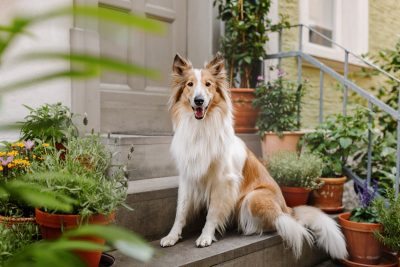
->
194 97 204 106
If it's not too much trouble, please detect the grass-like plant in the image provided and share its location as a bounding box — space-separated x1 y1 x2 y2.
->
266 151 323 190
374 188 400 250
253 77 305 136
0 222 39 265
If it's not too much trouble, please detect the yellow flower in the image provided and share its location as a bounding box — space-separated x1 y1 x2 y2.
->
0 166 2 171
0 152 5 157
42 143 50 147
7 150 18 157
12 142 24 148
7 163 14 168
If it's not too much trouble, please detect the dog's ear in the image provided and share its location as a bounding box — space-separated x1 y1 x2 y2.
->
206 52 225 75
173 54 192 75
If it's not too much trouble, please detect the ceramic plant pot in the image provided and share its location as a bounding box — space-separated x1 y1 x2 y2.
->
338 212 382 265
230 88 258 133
312 177 347 213
280 186 311 207
261 131 304 159
35 208 115 267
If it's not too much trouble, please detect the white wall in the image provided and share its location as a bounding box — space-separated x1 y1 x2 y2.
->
0 0 72 141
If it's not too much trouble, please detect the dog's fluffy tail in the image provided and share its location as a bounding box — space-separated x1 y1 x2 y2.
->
274 213 314 259
292 205 348 260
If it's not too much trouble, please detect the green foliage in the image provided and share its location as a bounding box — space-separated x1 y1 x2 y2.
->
19 103 78 145
214 0 289 88
22 133 127 218
302 107 371 177
7 225 153 266
0 222 40 265
374 189 400 252
266 151 323 190
253 77 305 136
350 206 380 223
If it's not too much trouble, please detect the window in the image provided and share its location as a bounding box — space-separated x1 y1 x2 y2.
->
299 0 369 65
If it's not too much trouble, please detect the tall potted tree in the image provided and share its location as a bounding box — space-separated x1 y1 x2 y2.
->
214 0 288 133
253 74 306 158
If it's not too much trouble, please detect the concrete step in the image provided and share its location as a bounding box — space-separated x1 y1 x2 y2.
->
110 232 329 267
104 134 262 181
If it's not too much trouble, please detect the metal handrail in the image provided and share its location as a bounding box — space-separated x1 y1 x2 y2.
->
287 24 400 85
264 24 400 196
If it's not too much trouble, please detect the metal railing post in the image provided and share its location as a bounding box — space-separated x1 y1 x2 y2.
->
367 101 373 187
343 50 349 116
319 70 324 123
396 86 400 196
278 29 282 69
297 25 303 85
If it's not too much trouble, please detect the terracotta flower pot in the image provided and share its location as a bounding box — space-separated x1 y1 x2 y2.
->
311 177 346 213
0 215 36 227
261 131 304 159
338 212 382 265
230 88 258 133
280 186 311 207
35 208 115 267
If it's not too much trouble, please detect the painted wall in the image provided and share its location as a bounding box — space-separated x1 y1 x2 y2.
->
276 0 400 128
0 0 72 141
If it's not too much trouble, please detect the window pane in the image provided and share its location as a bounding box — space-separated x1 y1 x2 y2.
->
308 0 334 47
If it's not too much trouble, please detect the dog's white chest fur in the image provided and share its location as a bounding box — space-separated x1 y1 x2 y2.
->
171 112 236 181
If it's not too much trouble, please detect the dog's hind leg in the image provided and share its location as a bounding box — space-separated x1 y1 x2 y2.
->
239 189 313 259
160 180 192 247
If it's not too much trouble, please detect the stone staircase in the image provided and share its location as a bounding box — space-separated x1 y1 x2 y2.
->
104 134 329 267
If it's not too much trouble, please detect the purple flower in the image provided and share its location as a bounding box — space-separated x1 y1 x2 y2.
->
24 140 35 150
0 156 14 166
257 75 264 81
277 69 286 77
357 179 378 208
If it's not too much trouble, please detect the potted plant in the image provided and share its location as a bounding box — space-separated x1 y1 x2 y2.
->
0 140 51 225
253 74 306 158
22 134 129 267
19 103 78 154
338 180 392 266
303 108 370 213
266 151 323 207
214 0 288 133
374 188 400 262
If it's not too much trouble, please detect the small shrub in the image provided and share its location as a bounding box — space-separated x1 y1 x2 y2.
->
266 151 323 189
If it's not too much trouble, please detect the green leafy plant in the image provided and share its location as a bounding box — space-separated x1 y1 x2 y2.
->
19 103 78 146
303 107 371 177
350 180 380 223
214 0 289 88
253 75 305 136
374 188 400 252
0 222 40 265
266 151 323 189
22 134 127 218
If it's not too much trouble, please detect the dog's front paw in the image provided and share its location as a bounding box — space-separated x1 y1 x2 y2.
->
195 233 216 247
160 234 180 247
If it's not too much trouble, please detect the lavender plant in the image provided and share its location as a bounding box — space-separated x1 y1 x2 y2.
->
350 180 380 223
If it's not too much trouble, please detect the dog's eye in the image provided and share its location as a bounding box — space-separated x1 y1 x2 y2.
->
205 82 211 87
187 82 193 87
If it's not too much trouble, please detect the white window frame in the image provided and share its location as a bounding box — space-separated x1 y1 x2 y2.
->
299 0 369 65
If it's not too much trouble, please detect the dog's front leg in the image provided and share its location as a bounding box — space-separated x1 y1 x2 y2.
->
196 176 238 247
160 180 191 247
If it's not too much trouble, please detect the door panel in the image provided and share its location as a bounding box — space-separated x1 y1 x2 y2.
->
98 0 187 134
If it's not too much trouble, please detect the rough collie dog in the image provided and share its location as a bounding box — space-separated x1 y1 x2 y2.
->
160 53 348 260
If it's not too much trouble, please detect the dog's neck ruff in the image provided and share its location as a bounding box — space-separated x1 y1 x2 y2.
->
171 106 235 181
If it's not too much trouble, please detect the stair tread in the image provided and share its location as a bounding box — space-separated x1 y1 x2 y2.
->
127 176 178 194
111 231 285 267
